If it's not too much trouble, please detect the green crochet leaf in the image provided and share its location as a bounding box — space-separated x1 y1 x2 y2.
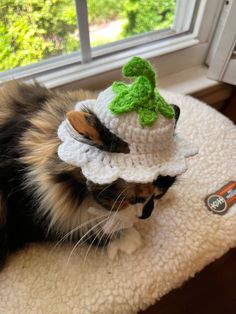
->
158 102 175 119
138 105 158 127
112 81 129 93
129 76 153 100
155 92 175 119
110 76 153 115
109 56 174 127
109 90 138 114
122 56 156 89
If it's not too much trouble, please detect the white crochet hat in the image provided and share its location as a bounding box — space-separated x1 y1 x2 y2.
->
58 57 198 184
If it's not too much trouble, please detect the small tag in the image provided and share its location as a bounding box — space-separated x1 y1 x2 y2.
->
205 181 236 215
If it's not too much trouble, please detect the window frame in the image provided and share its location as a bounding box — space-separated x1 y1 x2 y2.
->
0 0 224 89
173 0 197 33
207 0 236 84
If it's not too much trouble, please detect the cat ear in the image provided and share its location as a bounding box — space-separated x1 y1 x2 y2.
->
66 111 103 146
66 109 130 153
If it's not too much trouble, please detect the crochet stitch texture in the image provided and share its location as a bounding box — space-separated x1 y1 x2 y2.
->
109 57 175 127
58 87 198 184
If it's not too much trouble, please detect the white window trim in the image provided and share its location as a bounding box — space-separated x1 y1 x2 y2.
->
207 0 236 84
174 0 197 33
0 0 224 89
75 0 91 63
223 57 236 84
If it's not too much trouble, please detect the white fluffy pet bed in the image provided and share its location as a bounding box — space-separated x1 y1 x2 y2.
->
0 91 235 314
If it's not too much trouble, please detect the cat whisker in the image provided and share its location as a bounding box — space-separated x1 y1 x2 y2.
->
82 226 105 266
109 221 122 243
64 226 102 261
98 186 128 242
97 182 114 199
66 216 110 265
94 226 109 256
50 214 109 254
110 187 129 211
103 190 128 233
55 186 129 262
100 192 128 256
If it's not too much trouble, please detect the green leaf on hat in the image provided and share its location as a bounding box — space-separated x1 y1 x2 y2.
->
138 105 158 127
155 91 175 119
122 56 156 89
109 56 175 127
110 76 153 114
112 81 129 94
109 90 138 114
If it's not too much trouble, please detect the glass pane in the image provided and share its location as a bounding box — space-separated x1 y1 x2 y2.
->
88 0 176 48
0 0 79 72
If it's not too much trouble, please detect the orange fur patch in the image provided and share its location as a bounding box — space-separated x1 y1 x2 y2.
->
67 111 102 145
135 183 155 197
0 83 16 127
19 88 97 233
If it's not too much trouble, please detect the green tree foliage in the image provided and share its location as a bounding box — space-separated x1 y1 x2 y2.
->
0 0 175 72
122 0 176 36
0 0 78 71
87 0 124 24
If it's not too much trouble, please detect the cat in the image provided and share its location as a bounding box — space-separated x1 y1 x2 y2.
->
0 81 179 266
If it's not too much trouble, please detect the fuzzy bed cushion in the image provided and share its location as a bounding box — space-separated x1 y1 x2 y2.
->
0 91 236 314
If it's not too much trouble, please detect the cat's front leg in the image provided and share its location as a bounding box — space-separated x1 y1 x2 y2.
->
107 227 143 260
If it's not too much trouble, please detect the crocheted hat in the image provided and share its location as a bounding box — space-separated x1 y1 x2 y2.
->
58 57 198 184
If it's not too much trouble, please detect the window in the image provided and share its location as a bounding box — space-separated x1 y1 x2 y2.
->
0 0 225 88
1 0 181 69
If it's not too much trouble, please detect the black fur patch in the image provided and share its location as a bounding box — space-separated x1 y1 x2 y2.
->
81 107 130 154
0 117 48 264
54 171 86 207
153 175 176 195
87 179 126 211
172 104 180 125
139 195 154 220
0 82 51 264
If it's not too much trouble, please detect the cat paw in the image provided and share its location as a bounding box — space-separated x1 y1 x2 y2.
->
107 228 143 259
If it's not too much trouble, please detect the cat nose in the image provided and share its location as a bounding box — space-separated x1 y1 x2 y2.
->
138 195 154 220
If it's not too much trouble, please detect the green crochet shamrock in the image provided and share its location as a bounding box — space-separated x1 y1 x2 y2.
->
109 57 175 127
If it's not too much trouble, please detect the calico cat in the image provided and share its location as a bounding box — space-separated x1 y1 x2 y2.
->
0 81 178 266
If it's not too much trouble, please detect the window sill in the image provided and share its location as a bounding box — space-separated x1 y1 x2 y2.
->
159 65 234 108
63 64 234 109
159 65 219 94
0 33 200 88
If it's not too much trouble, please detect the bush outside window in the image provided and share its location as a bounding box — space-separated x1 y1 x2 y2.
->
0 0 176 72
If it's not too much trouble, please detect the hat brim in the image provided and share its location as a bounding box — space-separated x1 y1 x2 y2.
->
58 119 198 184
